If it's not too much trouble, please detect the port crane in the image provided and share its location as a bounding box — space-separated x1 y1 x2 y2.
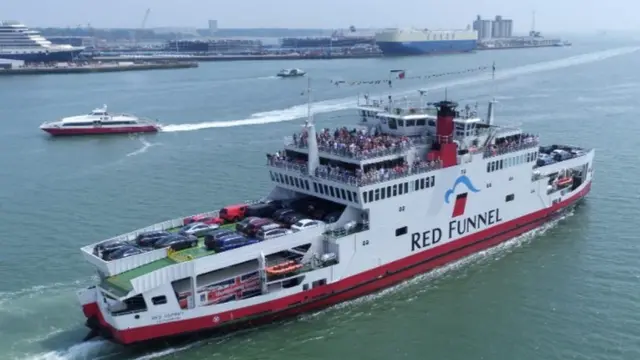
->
132 8 151 46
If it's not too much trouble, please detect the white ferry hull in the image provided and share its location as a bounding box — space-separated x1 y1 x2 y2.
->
80 180 592 344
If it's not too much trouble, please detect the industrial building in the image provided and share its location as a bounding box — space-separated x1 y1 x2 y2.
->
473 15 513 39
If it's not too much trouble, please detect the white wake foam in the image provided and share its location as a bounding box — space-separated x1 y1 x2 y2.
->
160 46 639 133
125 137 157 157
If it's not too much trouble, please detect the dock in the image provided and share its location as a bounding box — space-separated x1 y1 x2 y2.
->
0 61 198 76
92 53 383 63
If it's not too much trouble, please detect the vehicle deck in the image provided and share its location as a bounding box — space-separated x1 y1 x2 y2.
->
102 223 237 295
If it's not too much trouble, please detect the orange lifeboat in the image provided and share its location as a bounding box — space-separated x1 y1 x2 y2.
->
557 177 573 187
266 260 303 276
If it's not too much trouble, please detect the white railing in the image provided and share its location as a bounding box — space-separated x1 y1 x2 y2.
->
80 210 221 277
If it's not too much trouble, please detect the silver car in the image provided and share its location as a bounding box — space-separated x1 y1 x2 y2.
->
256 228 292 241
179 222 220 237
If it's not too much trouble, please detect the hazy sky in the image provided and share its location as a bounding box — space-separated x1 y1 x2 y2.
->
0 0 634 32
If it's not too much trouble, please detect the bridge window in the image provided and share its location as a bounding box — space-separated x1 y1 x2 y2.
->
396 226 408 236
416 119 426 126
406 119 416 126
505 194 515 202
151 296 167 305
388 118 397 129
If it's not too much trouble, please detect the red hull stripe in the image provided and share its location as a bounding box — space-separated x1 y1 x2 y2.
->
93 182 591 344
43 126 159 136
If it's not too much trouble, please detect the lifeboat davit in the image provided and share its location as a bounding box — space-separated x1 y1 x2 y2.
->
266 260 303 275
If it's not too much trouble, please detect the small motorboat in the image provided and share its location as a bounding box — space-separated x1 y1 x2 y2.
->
40 105 161 136
276 68 306 78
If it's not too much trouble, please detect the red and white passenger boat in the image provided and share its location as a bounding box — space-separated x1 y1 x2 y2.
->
76 88 594 345
40 105 161 136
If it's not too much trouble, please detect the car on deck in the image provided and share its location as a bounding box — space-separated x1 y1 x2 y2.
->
153 234 199 251
291 219 326 232
179 222 220 237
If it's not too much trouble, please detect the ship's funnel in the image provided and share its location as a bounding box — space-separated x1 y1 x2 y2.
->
486 99 496 125
434 100 457 143
305 120 319 176
433 100 458 168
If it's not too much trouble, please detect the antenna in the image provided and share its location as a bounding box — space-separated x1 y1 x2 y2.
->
531 10 536 33
306 76 313 124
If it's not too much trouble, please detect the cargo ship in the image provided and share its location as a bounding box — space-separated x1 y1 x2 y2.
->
77 81 594 345
375 28 478 55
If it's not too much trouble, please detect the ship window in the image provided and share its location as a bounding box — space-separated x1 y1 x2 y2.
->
415 179 420 191
395 226 408 236
151 296 167 305
387 186 391 198
490 162 495 172
341 188 347 200
294 178 300 188
380 188 386 199
398 183 404 195
431 176 435 186
416 119 426 126
269 171 275 181
323 184 329 195
404 182 409 193
393 185 398 196
487 163 491 172
305 180 310 190
318 183 324 194
278 174 284 183
303 284 309 291
420 178 425 189
329 187 335 197
312 279 327 288
499 160 504 169
506 194 515 202
368 190 374 203
284 176 290 185
353 192 359 203
374 189 380 201
397 119 404 127
428 119 436 126
406 119 416 126
388 118 397 129
347 191 353 202
313 182 318 192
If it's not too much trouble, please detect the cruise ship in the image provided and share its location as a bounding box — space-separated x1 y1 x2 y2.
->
0 20 84 63
375 28 478 55
76 83 594 345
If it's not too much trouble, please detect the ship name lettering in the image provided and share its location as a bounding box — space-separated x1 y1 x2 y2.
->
410 228 443 251
410 209 503 252
448 208 502 239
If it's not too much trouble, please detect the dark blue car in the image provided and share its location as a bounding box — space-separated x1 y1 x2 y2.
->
104 245 144 261
135 230 171 247
210 234 260 252
153 233 198 251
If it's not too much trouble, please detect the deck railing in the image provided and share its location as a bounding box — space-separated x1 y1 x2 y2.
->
285 136 430 161
268 158 441 187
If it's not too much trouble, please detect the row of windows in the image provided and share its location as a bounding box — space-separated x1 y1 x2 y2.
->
363 175 436 203
388 117 435 130
487 151 538 172
269 171 359 204
63 121 137 127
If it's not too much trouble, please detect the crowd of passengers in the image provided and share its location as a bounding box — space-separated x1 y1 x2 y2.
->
292 127 412 158
268 152 441 186
486 133 539 156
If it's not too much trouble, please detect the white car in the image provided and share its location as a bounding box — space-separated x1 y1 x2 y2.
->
256 228 292 240
291 219 325 232
179 222 220 237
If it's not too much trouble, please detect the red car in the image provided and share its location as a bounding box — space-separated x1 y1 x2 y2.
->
183 215 224 226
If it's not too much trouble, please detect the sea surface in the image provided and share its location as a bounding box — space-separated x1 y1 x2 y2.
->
1 35 640 360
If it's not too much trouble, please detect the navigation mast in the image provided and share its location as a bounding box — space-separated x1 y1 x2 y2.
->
304 77 319 176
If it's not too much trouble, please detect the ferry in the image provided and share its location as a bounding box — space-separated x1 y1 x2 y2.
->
40 105 161 136
277 68 306 78
0 20 84 63
76 86 594 345
375 28 478 56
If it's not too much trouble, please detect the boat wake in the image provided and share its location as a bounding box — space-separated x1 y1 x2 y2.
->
125 136 158 157
160 46 639 133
